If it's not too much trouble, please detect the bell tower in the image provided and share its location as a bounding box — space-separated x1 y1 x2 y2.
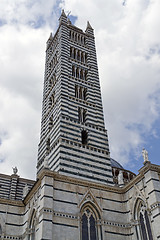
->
37 10 113 185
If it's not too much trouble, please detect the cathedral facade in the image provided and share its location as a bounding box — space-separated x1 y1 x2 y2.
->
0 11 160 240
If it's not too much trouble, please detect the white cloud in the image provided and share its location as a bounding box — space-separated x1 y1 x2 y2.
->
62 0 160 168
0 0 59 179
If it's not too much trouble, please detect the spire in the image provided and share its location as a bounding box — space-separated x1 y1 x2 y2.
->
59 9 67 25
49 32 53 39
61 9 67 17
85 21 94 35
87 21 93 30
46 32 53 49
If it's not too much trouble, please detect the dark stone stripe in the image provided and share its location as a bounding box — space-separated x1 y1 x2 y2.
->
60 146 110 162
146 178 160 184
60 169 113 184
53 198 77 205
59 162 112 177
41 183 53 189
103 208 130 214
6 221 27 227
40 218 78 229
40 195 77 205
153 212 160 219
54 187 82 195
52 221 78 228
55 178 121 194
105 231 133 236
97 196 128 204
148 189 160 195
40 195 53 201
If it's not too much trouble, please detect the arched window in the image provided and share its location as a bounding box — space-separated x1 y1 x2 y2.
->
81 206 100 240
135 200 153 240
28 210 36 240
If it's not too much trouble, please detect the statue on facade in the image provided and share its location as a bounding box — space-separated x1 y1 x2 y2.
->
44 155 49 168
118 170 124 187
142 148 149 164
12 166 18 175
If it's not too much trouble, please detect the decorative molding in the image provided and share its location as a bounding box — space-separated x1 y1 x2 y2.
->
78 188 102 214
24 163 160 205
150 202 160 211
103 220 132 229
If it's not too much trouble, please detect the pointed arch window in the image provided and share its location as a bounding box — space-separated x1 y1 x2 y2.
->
81 207 99 240
28 210 36 240
135 200 153 240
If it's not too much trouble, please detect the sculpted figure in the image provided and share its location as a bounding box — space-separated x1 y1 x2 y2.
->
142 148 149 163
118 170 124 186
12 166 18 175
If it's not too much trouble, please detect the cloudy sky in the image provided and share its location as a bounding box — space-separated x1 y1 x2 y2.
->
0 0 160 180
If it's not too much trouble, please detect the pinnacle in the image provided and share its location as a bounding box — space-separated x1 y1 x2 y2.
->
49 32 52 39
86 21 93 30
61 9 67 18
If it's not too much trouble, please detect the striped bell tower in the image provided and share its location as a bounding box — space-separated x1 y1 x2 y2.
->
37 10 113 185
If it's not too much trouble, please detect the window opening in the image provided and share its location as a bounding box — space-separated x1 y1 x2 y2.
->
79 87 83 99
85 70 87 80
78 107 86 123
83 109 86 122
28 211 36 240
82 213 89 240
49 116 53 130
72 65 75 77
75 85 79 98
81 208 98 240
135 201 153 240
78 107 82 122
84 88 87 100
46 138 50 154
80 69 83 79
76 68 79 78
145 210 153 240
81 130 88 145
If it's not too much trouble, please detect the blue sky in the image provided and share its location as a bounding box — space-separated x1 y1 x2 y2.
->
0 0 160 179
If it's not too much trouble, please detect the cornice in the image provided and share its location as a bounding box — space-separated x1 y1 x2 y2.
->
24 163 160 204
37 168 123 193
0 198 24 207
139 162 160 174
122 163 160 192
